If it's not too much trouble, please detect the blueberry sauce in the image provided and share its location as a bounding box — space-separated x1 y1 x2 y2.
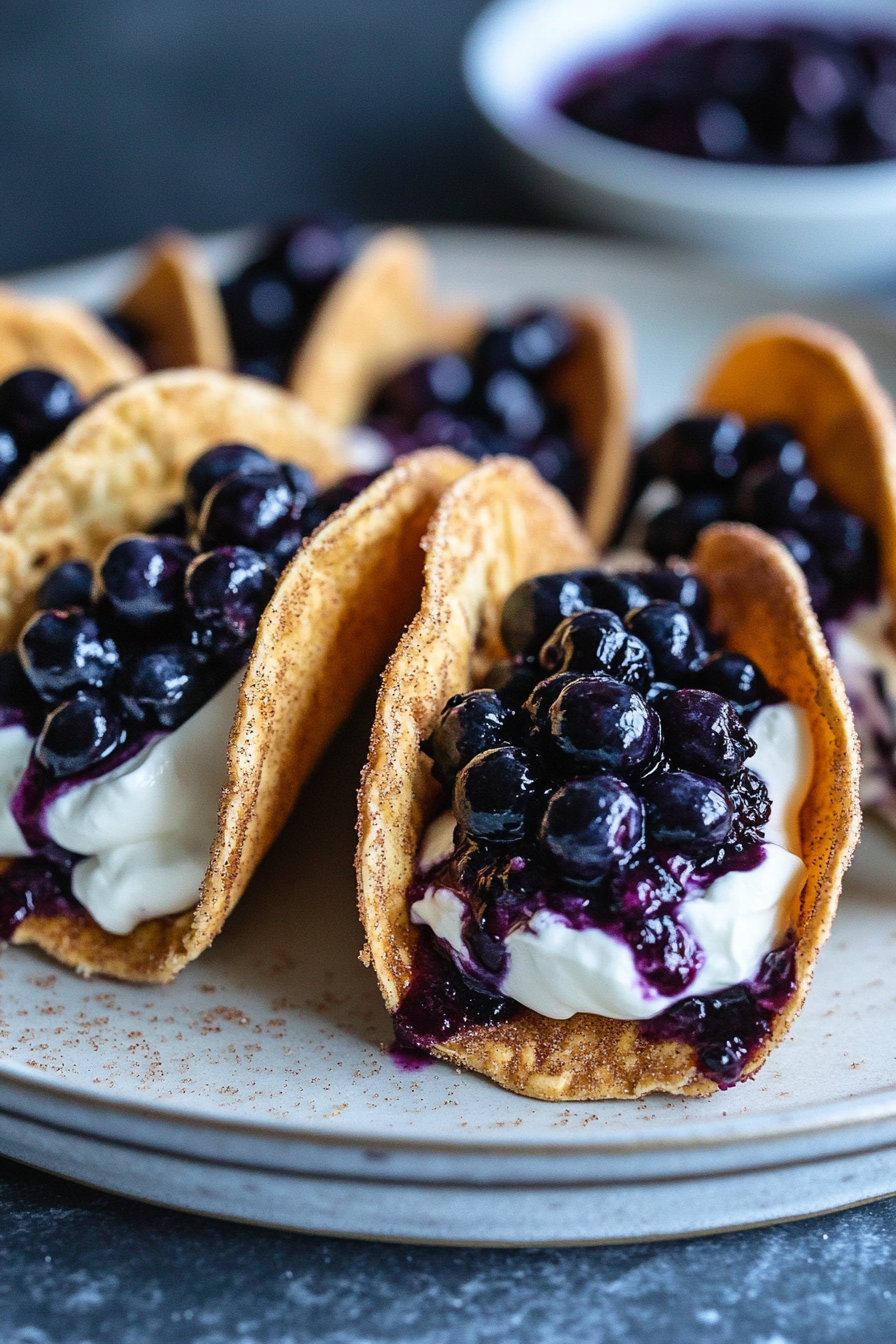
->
387 1042 435 1072
558 26 896 167
360 310 586 507
400 562 796 1085
0 441 368 938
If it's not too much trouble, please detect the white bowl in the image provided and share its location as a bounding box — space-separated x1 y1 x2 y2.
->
463 0 896 285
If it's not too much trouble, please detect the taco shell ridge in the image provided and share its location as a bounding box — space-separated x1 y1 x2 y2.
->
13 446 471 982
356 459 860 1100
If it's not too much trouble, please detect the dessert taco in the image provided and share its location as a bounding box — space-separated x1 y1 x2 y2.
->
0 424 469 981
0 286 141 395
292 230 631 550
114 231 232 372
356 458 860 1099
619 314 896 830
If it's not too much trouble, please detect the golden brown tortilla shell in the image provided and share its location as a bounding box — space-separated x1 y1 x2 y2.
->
116 230 232 371
0 286 141 395
289 228 481 427
356 461 860 1099
290 230 631 548
696 313 896 612
13 447 471 982
0 367 344 646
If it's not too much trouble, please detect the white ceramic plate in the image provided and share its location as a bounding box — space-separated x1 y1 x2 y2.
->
2 228 896 1245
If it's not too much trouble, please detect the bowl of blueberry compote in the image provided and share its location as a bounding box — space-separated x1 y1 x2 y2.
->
464 0 896 282
401 561 813 1089
617 400 896 826
0 442 367 942
353 307 596 510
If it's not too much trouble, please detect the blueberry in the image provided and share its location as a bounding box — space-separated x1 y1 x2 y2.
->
300 474 372 532
729 767 772 842
548 676 661 780
659 688 755 780
540 609 654 692
773 529 832 615
97 535 195 629
37 561 93 612
35 690 124 778
646 681 677 706
645 494 728 562
692 651 772 715
540 775 643 882
580 570 652 616
274 218 354 286
147 502 190 537
641 770 734 853
454 746 540 843
198 470 303 554
0 368 83 458
736 461 819 528
119 645 210 730
738 421 801 468
801 505 878 600
642 415 744 489
0 430 20 492
501 573 593 658
185 546 276 653
279 463 317 504
0 648 43 725
411 410 501 460
423 690 515 789
524 672 581 732
221 263 304 360
185 443 277 519
479 369 546 441
19 610 119 702
372 355 473 424
482 659 540 709
624 601 706 680
528 435 583 504
628 567 710 625
507 308 575 373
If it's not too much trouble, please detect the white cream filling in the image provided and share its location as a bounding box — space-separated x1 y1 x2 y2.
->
411 701 813 1021
0 724 34 857
0 673 241 936
827 598 896 828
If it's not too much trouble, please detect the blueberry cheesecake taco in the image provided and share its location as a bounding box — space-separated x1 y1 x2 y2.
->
112 223 467 397
0 422 469 980
356 458 859 1098
288 233 631 549
621 314 896 830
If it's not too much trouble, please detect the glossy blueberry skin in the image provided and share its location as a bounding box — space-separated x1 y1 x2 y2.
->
478 368 547 441
119 645 209 730
37 561 94 612
507 308 575 373
692 651 772 716
729 767 772 842
738 421 802 469
501 573 593 658
548 675 661 780
272 218 354 287
36 690 124 778
641 770 734 853
19 610 120 702
625 567 710 624
185 443 277 519
482 659 540 710
736 460 819 529
185 546 276 653
580 570 651 616
147 502 190 538
524 672 581 733
198 470 303 554
773 529 832 615
0 368 83 457
641 415 744 490
97 536 195 629
645 493 728 562
454 746 540 843
659 688 755 780
299 474 372 533
0 429 20 493
540 774 643 882
624 600 706 680
372 355 473 423
220 263 304 361
424 690 515 789
540 609 654 692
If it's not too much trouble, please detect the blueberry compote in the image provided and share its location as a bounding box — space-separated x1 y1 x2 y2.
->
398 563 800 1088
0 367 84 492
359 309 585 505
558 26 896 167
0 442 365 939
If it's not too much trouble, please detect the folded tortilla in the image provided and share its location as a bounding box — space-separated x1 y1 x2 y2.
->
356 457 860 1098
0 366 344 646
0 285 141 394
11 446 470 981
116 230 233 371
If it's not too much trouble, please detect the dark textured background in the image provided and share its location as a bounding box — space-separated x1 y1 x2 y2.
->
0 3 895 1341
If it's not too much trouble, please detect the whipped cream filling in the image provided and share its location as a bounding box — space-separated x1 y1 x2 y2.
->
826 598 896 828
0 673 241 936
411 701 813 1021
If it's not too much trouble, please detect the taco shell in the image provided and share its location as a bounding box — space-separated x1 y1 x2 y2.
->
116 230 232 371
0 367 344 646
0 286 141 394
356 458 860 1099
13 447 470 982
